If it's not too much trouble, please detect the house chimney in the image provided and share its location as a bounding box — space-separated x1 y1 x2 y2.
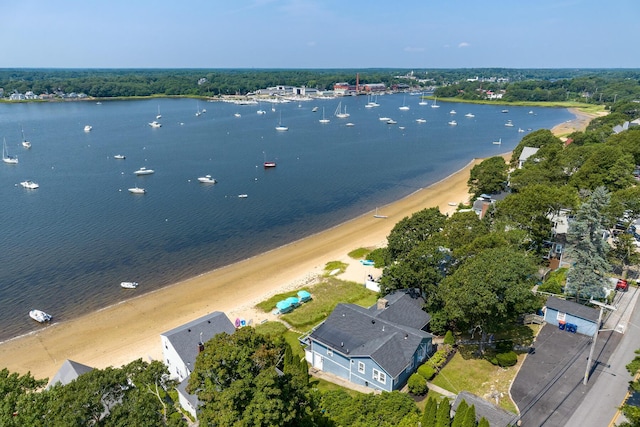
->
198 342 205 353
377 298 388 310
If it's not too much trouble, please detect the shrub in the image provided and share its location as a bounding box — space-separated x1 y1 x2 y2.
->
495 351 518 367
443 330 455 346
417 363 436 380
407 373 428 395
367 248 388 267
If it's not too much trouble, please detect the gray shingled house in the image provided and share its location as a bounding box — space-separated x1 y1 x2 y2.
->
48 359 94 388
305 289 433 392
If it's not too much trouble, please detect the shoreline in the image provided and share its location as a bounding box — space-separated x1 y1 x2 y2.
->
0 108 592 381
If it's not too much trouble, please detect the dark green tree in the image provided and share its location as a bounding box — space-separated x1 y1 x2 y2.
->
569 145 635 192
478 417 490 427
565 186 612 301
0 369 47 427
386 207 447 261
461 404 477 427
436 247 538 351
451 399 468 427
467 156 508 198
422 396 438 427
436 398 452 427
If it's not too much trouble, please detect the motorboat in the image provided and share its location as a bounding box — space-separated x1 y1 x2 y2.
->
518 128 525 133
148 121 162 128
345 122 355 127
29 309 52 323
448 120 458 126
120 281 139 289
505 120 514 127
234 113 241 117
114 154 126 159
197 175 217 184
134 167 154 175
465 113 475 118
312 106 319 112
20 180 39 189
416 118 427 123
449 110 457 114
128 187 146 194
493 138 502 145
238 194 248 198
501 109 509 113
378 117 391 121
84 125 92 132
386 119 397 124
263 161 276 168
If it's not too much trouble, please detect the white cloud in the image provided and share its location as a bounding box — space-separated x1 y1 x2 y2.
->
458 42 470 48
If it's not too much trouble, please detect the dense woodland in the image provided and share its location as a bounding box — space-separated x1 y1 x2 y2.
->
2 69 640 425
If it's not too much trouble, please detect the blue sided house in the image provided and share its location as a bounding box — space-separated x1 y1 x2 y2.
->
305 289 433 392
543 296 600 337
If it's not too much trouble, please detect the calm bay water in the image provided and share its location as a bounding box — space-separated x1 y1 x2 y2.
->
0 95 572 341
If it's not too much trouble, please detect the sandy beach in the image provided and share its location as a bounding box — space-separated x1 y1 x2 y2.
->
0 108 593 381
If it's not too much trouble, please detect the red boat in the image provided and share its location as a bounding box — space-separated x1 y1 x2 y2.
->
264 161 276 168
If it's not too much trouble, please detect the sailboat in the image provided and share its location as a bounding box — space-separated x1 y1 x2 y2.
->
373 208 388 219
399 95 410 110
319 107 330 123
195 102 202 117
431 97 440 108
2 138 18 164
418 93 428 106
275 112 288 131
156 105 162 119
21 126 31 148
263 151 276 168
334 101 350 118
492 138 502 145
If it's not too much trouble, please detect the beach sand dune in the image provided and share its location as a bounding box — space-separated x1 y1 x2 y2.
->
0 108 593 381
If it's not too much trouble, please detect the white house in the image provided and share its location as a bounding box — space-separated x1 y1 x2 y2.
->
161 311 236 418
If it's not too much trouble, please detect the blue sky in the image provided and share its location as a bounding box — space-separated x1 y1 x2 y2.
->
3 0 638 69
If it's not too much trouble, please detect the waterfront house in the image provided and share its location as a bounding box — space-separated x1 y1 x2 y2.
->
161 311 236 418
518 146 540 169
305 289 432 392
48 359 94 388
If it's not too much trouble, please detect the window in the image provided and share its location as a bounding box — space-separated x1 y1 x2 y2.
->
358 362 365 374
327 348 333 357
372 369 386 384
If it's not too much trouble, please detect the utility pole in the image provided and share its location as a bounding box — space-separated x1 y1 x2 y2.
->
584 300 616 385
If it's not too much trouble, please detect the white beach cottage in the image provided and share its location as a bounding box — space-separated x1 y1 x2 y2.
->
160 311 236 418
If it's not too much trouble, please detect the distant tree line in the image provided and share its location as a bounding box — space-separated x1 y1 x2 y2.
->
2 68 639 102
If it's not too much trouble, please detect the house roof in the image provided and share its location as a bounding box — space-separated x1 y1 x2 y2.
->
48 359 94 387
161 311 236 368
519 146 540 163
367 288 431 330
545 296 599 323
453 391 516 427
176 377 199 410
310 303 432 378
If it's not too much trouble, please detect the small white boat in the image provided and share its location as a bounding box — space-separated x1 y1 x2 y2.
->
387 119 397 125
134 167 155 175
20 180 39 189
120 281 139 289
374 208 388 218
501 109 509 113
345 122 355 127
505 120 514 127
416 118 427 123
257 109 266 115
379 117 391 121
114 154 126 159
238 194 248 198
448 202 458 206
30 309 52 323
198 175 217 184
275 111 288 131
449 110 457 114
156 105 162 119
448 120 457 126
128 187 146 194
431 97 440 108
464 113 475 118
528 110 534 114
312 106 319 112
319 107 330 123
84 125 92 132
148 121 162 128
399 96 410 111
493 138 502 145
234 113 242 117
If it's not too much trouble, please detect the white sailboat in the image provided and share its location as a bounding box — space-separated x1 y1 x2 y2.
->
275 111 288 131
334 101 350 118
319 107 330 123
2 138 18 164
195 102 202 116
493 138 502 145
399 95 410 110
418 93 428 106
373 208 388 219
156 105 162 119
21 126 31 148
431 97 440 108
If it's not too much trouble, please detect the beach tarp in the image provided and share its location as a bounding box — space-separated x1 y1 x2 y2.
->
276 300 293 313
298 290 311 302
360 259 375 266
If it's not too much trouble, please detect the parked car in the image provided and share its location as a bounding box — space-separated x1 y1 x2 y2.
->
616 279 628 292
